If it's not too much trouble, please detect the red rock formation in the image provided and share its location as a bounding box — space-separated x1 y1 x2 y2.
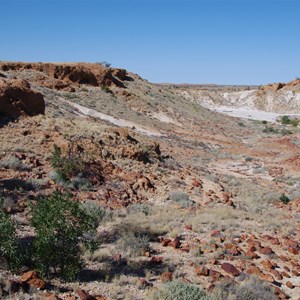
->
0 62 130 89
0 78 45 118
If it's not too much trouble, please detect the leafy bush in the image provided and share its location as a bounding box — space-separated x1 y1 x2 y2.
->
51 144 85 182
281 115 291 125
31 191 98 280
279 193 290 204
151 281 213 300
280 116 299 127
0 196 20 270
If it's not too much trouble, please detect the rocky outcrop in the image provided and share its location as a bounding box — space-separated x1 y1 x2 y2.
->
0 78 45 118
0 62 130 89
259 82 284 92
259 78 300 93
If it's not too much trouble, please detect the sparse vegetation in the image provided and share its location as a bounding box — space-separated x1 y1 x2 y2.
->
101 85 112 93
280 115 299 127
1 61 300 299
262 126 279 134
0 156 30 171
0 195 20 271
116 231 150 257
169 191 195 208
150 281 213 300
213 276 276 300
290 118 299 127
98 61 111 68
51 144 85 182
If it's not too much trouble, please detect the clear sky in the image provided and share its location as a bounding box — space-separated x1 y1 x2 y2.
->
1 0 299 85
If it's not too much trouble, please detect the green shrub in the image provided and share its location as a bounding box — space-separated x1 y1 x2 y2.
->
0 196 20 270
0 156 30 171
51 144 85 182
151 281 213 300
213 276 276 300
281 128 293 135
281 115 291 125
279 116 299 127
169 191 195 208
116 231 150 257
31 191 98 280
279 193 290 204
127 203 150 216
101 85 112 93
262 126 279 134
80 200 111 223
290 118 299 127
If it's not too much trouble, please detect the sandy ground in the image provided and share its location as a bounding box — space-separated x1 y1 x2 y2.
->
204 105 300 122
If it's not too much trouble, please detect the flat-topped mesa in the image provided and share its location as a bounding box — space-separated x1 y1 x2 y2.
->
0 62 131 88
0 77 45 118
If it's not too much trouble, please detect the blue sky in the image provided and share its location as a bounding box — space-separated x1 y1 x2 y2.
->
1 0 299 85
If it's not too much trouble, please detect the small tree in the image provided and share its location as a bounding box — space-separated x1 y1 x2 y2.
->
31 191 97 280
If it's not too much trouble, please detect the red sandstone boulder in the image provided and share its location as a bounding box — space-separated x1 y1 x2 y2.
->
259 273 274 283
221 263 240 276
246 266 262 276
286 281 294 289
195 265 209 276
259 246 273 255
161 272 173 282
169 237 181 249
270 269 283 280
21 270 46 289
76 289 97 300
0 78 45 118
261 260 275 271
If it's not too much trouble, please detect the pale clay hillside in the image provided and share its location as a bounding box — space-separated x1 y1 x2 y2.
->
0 62 300 300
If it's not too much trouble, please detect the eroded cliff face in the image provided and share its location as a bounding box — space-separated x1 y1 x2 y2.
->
0 62 131 91
175 79 300 114
0 77 45 118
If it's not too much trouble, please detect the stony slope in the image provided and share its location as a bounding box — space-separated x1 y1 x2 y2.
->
0 62 300 300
